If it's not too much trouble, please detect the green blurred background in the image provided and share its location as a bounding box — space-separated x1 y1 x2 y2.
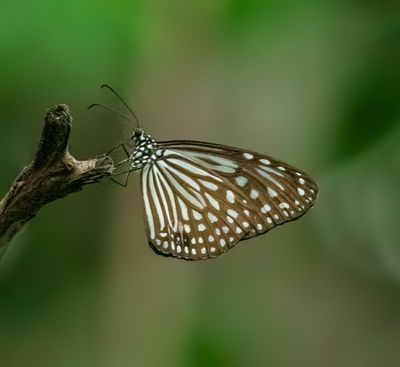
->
1 1 399 366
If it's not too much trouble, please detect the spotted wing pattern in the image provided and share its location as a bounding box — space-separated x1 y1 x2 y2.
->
140 141 318 260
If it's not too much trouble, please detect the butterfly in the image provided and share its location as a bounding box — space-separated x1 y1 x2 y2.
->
91 85 319 261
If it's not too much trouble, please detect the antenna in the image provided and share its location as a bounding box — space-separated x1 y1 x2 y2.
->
100 84 141 128
87 103 133 123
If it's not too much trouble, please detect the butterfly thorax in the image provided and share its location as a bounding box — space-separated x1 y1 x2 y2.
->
130 129 158 170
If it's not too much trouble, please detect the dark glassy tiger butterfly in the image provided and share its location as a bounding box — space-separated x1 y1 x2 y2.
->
90 85 318 261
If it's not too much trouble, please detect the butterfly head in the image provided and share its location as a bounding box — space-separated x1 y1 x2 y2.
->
132 127 144 140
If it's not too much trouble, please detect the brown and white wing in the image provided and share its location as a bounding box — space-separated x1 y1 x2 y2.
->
140 141 318 260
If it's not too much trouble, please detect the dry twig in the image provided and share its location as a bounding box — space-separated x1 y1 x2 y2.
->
0 104 114 258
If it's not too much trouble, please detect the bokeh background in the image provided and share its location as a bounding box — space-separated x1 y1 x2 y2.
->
1 1 399 366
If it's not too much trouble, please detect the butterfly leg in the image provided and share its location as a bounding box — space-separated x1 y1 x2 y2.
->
109 169 134 187
106 142 131 157
109 143 135 169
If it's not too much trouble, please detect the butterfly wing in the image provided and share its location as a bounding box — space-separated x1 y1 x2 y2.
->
140 140 318 260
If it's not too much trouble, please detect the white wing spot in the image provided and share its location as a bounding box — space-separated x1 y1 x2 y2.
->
205 192 220 211
227 209 239 218
279 202 289 209
210 247 216 253
257 224 263 230
244 209 250 216
160 233 167 238
163 241 169 249
250 189 259 199
295 200 300 206
184 246 189 254
283 210 289 217
200 179 219 191
261 204 271 213
177 245 182 253
155 239 161 246
191 248 197 255
236 227 242 234
226 190 235 203
242 221 249 228
215 228 221 236
193 210 203 220
207 213 218 223
297 188 305 196
222 226 229 233
191 238 196 245
243 153 254 160
227 216 234 224
208 235 215 242
220 239 226 247
235 176 248 187
201 247 206 254
267 187 278 198
278 166 286 171
267 217 272 224
299 178 305 185
295 172 302 176
198 237 204 244
198 224 206 231
274 214 279 220
229 237 235 242
259 159 271 165
184 224 191 233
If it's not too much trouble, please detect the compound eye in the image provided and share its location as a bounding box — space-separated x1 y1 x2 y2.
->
133 128 143 138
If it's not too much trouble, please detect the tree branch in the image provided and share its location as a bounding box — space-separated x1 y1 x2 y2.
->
0 104 114 258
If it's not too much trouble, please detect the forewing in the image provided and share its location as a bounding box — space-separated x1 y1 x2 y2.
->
140 140 318 260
